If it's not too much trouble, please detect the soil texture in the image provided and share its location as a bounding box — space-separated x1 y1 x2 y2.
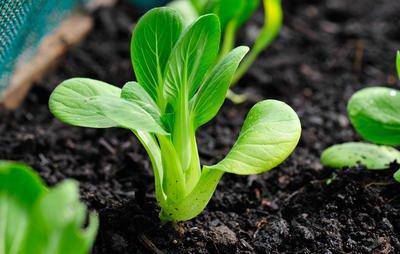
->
1 0 400 253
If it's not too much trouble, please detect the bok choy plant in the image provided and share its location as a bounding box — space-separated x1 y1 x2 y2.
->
49 8 301 221
321 51 400 182
0 161 98 254
169 0 283 85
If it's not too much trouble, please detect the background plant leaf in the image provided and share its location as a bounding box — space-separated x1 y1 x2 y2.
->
236 0 260 27
22 181 98 254
168 0 199 26
254 0 283 52
190 0 209 12
0 162 46 254
207 100 301 175
321 142 400 170
394 168 400 182
397 51 400 79
348 87 400 146
0 161 98 254
204 0 244 30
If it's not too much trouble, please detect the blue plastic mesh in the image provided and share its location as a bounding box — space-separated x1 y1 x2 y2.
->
130 0 169 9
0 0 84 93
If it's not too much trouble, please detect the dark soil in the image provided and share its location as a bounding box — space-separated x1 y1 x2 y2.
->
1 0 400 253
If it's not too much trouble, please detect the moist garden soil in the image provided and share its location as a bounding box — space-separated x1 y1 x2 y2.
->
1 0 400 253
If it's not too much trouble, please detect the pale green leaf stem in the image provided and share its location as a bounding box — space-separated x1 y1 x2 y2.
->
233 0 283 84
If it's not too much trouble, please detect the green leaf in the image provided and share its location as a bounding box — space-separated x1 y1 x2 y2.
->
255 0 283 53
49 78 167 134
121 81 162 121
208 100 301 174
0 161 98 254
348 87 400 146
90 96 168 134
23 181 98 254
49 78 121 128
205 0 244 30
190 0 209 13
321 142 400 170
0 162 46 254
237 0 260 26
397 50 400 79
192 46 249 128
233 0 283 83
164 14 221 105
0 161 46 206
131 7 184 104
394 168 400 183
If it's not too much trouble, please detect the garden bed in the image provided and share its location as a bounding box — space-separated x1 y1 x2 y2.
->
1 0 400 253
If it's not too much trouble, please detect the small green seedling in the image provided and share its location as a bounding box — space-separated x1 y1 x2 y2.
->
0 161 98 254
169 0 283 88
49 8 301 222
321 51 400 182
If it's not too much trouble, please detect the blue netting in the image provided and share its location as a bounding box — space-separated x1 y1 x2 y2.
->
0 0 84 93
130 0 169 9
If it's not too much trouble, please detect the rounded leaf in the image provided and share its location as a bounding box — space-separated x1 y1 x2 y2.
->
208 100 301 175
49 78 121 128
348 87 400 145
321 142 400 170
394 168 400 183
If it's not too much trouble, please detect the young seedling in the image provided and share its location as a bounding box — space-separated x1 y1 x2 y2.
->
321 51 400 182
49 8 301 222
0 161 98 254
169 0 283 102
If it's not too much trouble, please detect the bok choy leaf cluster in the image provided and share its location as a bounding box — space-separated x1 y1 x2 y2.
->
49 7 301 221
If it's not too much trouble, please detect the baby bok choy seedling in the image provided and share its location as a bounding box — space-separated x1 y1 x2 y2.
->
0 161 98 254
48 8 301 222
321 52 400 182
169 0 283 86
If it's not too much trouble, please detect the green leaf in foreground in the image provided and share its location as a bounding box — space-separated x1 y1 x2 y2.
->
0 161 98 254
321 142 400 170
348 87 400 146
207 100 301 174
